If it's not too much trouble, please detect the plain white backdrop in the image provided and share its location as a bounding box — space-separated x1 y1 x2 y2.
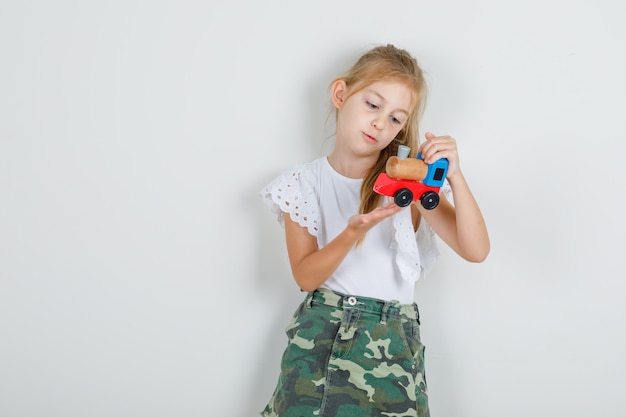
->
1 1 625 416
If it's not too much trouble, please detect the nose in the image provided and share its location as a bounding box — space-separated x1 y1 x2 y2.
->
371 116 385 130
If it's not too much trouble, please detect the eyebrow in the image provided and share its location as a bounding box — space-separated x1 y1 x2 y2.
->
365 88 409 115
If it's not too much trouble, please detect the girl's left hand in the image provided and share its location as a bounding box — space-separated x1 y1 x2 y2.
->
418 132 461 179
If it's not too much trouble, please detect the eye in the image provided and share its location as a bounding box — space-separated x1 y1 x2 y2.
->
391 116 403 125
366 101 379 110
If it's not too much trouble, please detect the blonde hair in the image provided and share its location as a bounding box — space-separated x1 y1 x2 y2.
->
329 44 428 215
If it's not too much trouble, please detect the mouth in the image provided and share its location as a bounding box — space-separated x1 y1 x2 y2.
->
362 132 377 144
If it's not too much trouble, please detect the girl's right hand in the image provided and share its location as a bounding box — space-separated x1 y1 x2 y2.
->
347 201 402 238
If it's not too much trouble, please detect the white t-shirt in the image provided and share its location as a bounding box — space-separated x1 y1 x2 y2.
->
259 156 449 304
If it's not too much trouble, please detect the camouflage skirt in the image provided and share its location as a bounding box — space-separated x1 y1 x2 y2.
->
261 288 429 417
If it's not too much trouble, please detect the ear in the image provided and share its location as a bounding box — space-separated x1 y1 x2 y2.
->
331 80 347 109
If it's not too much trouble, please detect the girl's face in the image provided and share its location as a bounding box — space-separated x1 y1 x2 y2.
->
333 79 412 158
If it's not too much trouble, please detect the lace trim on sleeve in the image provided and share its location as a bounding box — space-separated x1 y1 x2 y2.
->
415 215 441 277
391 179 451 283
258 164 320 237
392 207 422 283
392 210 441 283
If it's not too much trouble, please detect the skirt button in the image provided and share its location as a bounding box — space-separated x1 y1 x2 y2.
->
347 296 357 306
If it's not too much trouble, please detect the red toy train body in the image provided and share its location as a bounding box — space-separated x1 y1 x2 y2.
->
373 146 449 210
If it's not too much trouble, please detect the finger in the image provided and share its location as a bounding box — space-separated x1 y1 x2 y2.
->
420 133 446 151
367 205 401 222
420 132 435 152
381 201 399 209
420 141 443 161
421 139 457 162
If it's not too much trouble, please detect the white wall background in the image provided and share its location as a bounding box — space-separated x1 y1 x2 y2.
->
1 1 625 416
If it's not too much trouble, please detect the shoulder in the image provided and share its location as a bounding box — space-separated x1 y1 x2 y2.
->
266 157 326 189
291 157 326 178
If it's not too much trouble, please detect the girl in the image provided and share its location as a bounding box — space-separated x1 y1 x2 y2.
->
259 44 489 417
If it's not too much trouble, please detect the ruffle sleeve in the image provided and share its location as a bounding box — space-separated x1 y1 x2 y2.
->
258 163 321 237
391 179 452 283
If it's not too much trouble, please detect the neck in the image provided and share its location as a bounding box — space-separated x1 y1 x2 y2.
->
327 152 377 179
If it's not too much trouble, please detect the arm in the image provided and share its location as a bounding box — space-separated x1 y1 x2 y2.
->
416 133 490 262
284 201 403 292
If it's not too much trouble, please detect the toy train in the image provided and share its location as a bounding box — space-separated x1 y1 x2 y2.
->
373 145 448 209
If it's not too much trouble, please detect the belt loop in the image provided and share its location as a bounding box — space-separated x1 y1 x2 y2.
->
380 302 392 324
306 291 314 309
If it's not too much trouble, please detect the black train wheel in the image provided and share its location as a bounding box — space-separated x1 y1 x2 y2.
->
420 191 439 210
394 188 413 207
